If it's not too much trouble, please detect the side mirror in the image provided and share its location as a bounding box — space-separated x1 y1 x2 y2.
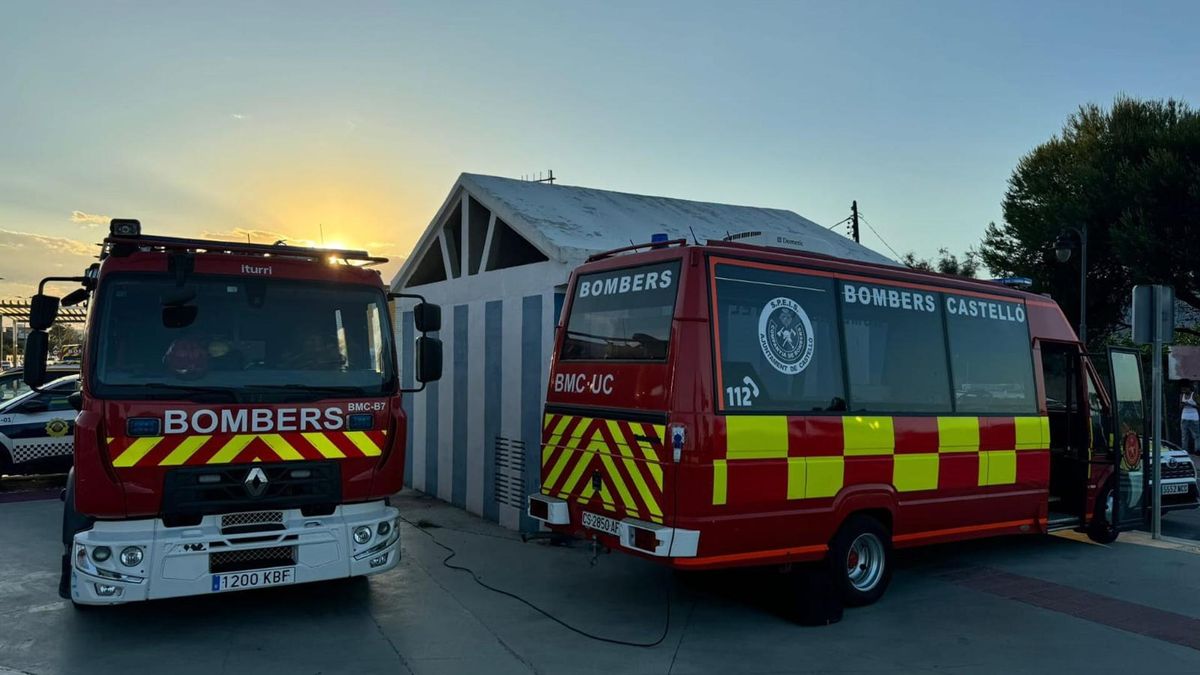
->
29 294 60 331
23 331 49 388
62 288 90 307
413 302 441 333
415 336 443 384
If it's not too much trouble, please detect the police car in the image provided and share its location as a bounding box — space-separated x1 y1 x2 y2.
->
0 375 79 477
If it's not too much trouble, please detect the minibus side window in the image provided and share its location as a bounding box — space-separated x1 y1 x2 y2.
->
945 294 1037 414
839 281 953 413
712 264 844 412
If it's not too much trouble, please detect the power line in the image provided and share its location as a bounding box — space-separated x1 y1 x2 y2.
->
857 213 903 260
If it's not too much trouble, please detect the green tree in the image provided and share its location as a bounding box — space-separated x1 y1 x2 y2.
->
979 96 1200 345
48 324 83 355
901 248 981 278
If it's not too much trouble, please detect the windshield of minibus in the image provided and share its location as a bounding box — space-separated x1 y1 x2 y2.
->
561 260 681 361
92 274 395 399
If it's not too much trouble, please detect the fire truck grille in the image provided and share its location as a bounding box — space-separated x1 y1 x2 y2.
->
1163 463 1196 480
210 546 296 574
221 511 285 534
162 461 341 518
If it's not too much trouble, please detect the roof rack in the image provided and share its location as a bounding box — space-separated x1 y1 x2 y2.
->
586 238 687 262
103 233 388 265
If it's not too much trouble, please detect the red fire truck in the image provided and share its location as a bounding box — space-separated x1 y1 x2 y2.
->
529 237 1152 608
24 219 442 606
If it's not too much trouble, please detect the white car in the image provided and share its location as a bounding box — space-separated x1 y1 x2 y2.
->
0 375 80 477
1160 439 1199 513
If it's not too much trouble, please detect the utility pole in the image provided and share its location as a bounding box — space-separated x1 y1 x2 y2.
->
850 201 860 243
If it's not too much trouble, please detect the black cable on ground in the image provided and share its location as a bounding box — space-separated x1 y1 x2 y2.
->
399 514 673 648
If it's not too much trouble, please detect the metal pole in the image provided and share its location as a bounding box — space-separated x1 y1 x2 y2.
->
1151 289 1163 540
1078 223 1088 347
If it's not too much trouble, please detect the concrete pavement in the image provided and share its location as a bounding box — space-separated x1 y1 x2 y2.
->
1 487 1200 674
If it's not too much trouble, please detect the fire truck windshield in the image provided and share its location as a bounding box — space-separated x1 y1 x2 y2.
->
91 274 396 400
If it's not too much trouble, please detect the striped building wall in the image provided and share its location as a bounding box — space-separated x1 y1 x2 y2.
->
396 260 568 531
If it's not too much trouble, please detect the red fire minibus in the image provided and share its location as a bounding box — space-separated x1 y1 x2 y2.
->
530 238 1149 608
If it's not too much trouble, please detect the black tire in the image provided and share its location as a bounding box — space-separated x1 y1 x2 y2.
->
1086 481 1119 545
828 514 892 607
59 469 94 600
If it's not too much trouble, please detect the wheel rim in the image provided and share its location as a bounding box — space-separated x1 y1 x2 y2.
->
845 533 885 592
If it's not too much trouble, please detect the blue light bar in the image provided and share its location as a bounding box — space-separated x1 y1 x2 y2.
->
348 413 374 431
126 417 161 437
650 233 669 243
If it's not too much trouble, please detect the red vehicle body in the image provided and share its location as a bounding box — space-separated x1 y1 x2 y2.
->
27 222 440 606
530 239 1141 606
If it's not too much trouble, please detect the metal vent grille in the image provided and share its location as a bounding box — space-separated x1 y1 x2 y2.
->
210 546 296 573
494 436 527 509
221 511 284 530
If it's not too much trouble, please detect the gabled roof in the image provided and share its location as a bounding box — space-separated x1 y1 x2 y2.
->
392 173 895 289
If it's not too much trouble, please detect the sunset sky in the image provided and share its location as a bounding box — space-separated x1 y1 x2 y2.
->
3 1 1198 298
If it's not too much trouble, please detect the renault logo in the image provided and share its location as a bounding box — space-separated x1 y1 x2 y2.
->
244 467 269 497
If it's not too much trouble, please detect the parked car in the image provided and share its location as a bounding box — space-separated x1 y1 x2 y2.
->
0 375 80 477
1159 439 1198 514
0 365 79 402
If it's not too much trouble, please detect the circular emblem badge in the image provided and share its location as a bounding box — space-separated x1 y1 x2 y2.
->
757 297 815 375
1121 431 1142 471
45 419 70 438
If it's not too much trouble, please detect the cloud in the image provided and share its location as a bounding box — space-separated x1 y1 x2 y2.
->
0 230 97 299
70 210 110 227
230 113 249 121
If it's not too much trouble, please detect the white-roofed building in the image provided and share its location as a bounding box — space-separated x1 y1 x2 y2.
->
391 173 893 530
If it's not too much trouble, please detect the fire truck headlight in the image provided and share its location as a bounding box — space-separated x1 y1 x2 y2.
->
377 520 391 537
119 546 143 567
353 526 373 545
91 546 112 563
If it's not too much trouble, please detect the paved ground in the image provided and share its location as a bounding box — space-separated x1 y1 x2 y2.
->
2 484 1200 674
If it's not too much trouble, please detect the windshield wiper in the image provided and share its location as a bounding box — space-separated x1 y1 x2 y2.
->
243 384 371 400
138 382 241 402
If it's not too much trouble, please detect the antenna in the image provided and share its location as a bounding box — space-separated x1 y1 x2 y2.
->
688 226 700 245
319 223 325 246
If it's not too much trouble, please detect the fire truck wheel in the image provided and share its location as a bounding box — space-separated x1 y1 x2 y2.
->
1086 482 1119 545
59 470 95 601
829 514 892 607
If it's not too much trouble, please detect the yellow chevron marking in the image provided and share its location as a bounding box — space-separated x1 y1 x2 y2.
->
159 435 211 466
345 431 382 457
632 424 665 489
608 421 661 519
541 414 571 465
557 426 602 496
112 437 163 468
597 449 639 517
544 419 585 489
262 434 305 460
302 432 345 459
207 434 254 464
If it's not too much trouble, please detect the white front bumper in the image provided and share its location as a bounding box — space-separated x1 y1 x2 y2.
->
70 501 400 605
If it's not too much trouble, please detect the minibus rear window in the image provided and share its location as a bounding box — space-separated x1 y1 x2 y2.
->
561 261 682 361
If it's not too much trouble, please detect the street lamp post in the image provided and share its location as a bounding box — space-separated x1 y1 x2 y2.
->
1055 224 1089 346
